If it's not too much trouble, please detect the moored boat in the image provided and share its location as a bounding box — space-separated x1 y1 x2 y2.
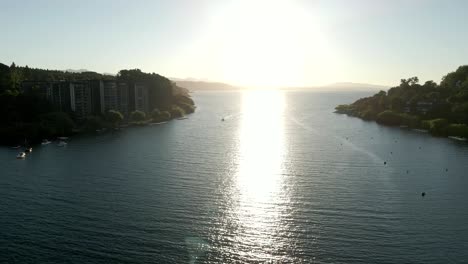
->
41 139 52 145
448 136 467 141
16 152 26 159
57 141 67 147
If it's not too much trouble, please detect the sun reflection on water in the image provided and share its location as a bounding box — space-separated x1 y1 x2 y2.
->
230 89 288 260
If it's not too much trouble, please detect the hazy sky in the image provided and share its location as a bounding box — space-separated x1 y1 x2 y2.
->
1 0 467 87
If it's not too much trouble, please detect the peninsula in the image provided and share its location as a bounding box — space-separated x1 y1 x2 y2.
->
0 62 195 146
335 66 468 139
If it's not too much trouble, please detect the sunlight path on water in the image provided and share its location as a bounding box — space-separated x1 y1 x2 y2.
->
224 90 291 261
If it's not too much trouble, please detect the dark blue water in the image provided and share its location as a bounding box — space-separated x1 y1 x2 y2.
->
1 90 468 263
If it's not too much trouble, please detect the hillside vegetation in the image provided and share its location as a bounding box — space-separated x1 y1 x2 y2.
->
335 66 468 138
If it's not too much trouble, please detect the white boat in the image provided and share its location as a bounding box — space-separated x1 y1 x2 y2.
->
11 145 21 149
16 152 26 159
177 117 188 120
57 141 67 147
41 139 51 145
24 147 32 153
149 121 167 126
448 136 467 141
58 136 69 140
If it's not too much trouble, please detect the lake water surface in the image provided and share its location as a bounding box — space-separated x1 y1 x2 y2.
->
1 90 468 263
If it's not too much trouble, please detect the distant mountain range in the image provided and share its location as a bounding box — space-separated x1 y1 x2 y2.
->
171 78 389 92
65 69 90 73
66 69 116 76
294 82 389 91
171 79 240 91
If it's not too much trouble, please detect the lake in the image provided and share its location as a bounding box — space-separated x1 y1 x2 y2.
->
1 90 468 263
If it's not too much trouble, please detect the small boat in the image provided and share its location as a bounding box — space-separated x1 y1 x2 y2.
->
16 152 26 159
177 117 188 120
221 118 225 121
41 139 52 145
149 121 167 126
57 141 67 147
24 147 32 153
58 136 69 140
448 136 467 141
11 145 21 149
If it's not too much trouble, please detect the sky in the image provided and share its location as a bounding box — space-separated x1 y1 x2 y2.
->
1 0 467 88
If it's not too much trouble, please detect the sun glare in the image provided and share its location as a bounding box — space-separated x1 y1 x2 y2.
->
237 90 285 201
207 0 336 88
230 89 288 257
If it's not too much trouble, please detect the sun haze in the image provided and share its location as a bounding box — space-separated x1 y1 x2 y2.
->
1 0 468 87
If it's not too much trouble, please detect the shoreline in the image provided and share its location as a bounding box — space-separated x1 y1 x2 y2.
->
2 112 193 148
335 109 468 141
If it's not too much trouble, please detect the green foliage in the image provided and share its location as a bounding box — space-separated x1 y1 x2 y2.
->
174 94 196 114
106 110 124 128
160 111 171 121
422 118 449 136
400 113 420 128
177 102 195 114
130 110 146 122
84 116 104 132
169 105 185 118
150 108 172 122
117 69 174 110
446 124 468 138
150 108 161 120
376 110 403 126
40 112 75 136
440 65 468 89
336 65 468 138
451 102 468 123
334 104 354 114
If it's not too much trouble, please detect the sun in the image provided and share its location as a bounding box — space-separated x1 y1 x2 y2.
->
207 0 334 88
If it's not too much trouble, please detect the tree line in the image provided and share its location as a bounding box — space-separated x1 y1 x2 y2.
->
335 65 468 138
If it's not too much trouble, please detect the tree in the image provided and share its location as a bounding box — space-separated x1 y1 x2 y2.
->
85 116 104 132
150 108 161 120
106 110 124 128
169 105 185 118
160 111 171 121
39 112 75 136
130 110 146 122
9 62 23 91
408 76 419 85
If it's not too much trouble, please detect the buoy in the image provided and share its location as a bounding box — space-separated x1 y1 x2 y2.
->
406 170 409 174
421 192 426 197
390 151 393 154
384 161 387 165
445 168 448 172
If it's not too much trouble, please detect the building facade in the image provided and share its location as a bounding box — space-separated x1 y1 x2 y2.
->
134 83 149 113
69 81 93 119
19 79 155 119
